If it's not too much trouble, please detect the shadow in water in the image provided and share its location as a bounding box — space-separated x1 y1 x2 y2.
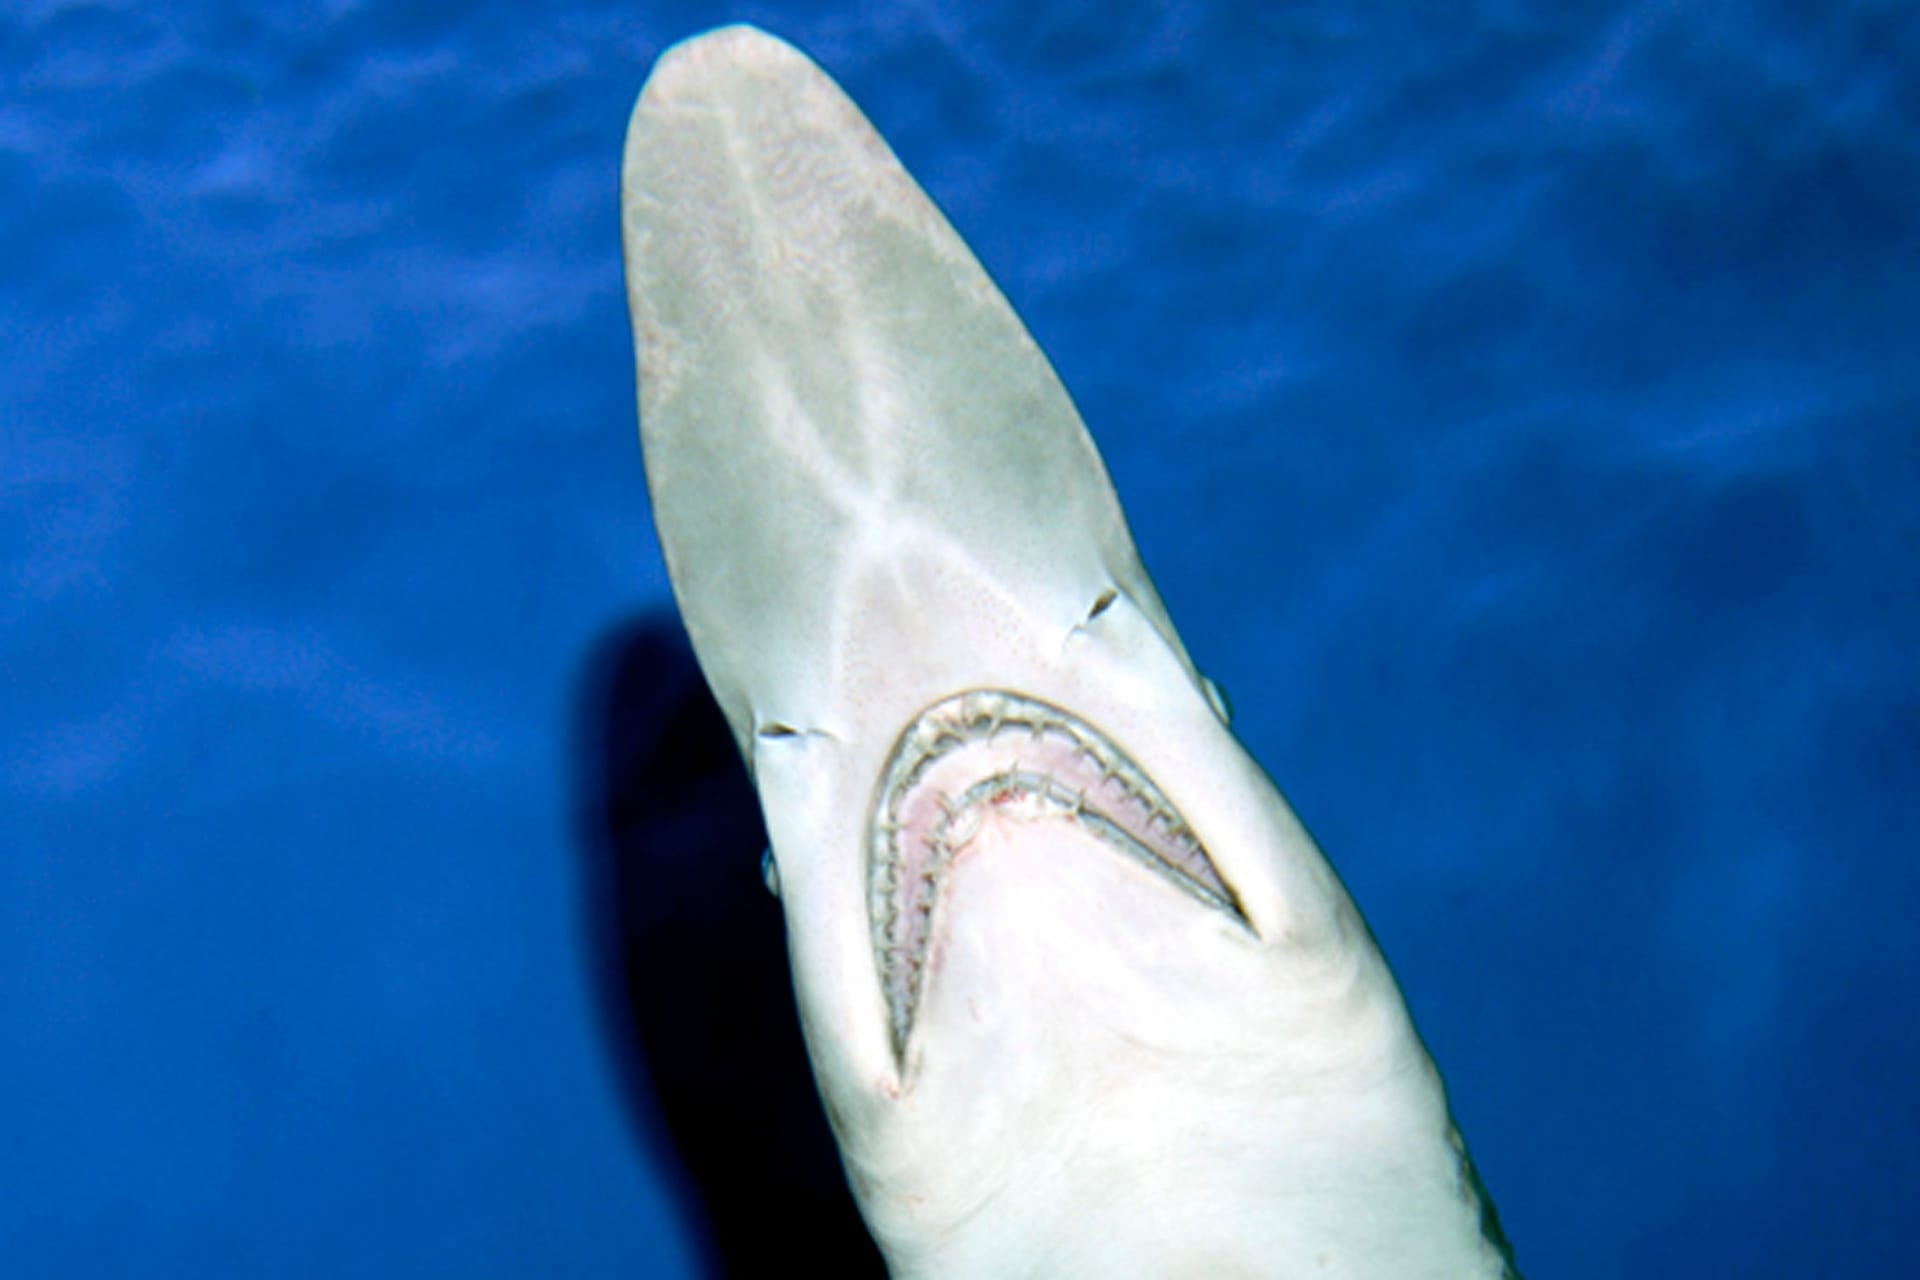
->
573 616 886 1277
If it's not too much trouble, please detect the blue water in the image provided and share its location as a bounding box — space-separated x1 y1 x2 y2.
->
4 2 1916 1275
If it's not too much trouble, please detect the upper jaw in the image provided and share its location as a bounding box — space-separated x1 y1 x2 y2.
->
868 687 1251 1064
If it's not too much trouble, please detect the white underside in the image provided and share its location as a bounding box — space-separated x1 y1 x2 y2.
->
623 24 1515 1278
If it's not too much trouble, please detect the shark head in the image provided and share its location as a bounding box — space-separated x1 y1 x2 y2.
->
622 25 1514 1276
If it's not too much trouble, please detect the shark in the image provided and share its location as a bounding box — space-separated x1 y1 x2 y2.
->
620 24 1517 1278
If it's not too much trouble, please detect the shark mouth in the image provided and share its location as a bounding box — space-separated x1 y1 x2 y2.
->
867 689 1246 1059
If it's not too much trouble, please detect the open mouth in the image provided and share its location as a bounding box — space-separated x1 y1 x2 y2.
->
867 689 1246 1059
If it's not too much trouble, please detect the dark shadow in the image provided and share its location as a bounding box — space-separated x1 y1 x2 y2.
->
573 616 886 1278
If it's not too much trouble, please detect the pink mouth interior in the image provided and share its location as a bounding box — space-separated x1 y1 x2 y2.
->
867 690 1243 1059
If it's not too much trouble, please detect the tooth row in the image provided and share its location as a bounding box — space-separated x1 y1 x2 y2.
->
867 690 1241 1059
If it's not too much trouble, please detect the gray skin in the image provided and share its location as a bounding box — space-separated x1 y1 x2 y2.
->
622 24 1517 1279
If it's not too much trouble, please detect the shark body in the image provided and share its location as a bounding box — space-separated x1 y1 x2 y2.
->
622 25 1515 1278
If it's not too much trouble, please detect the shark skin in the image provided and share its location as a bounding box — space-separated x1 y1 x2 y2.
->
622 25 1517 1279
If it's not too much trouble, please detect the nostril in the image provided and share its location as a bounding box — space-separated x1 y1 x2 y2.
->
758 722 800 739
1085 588 1118 623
